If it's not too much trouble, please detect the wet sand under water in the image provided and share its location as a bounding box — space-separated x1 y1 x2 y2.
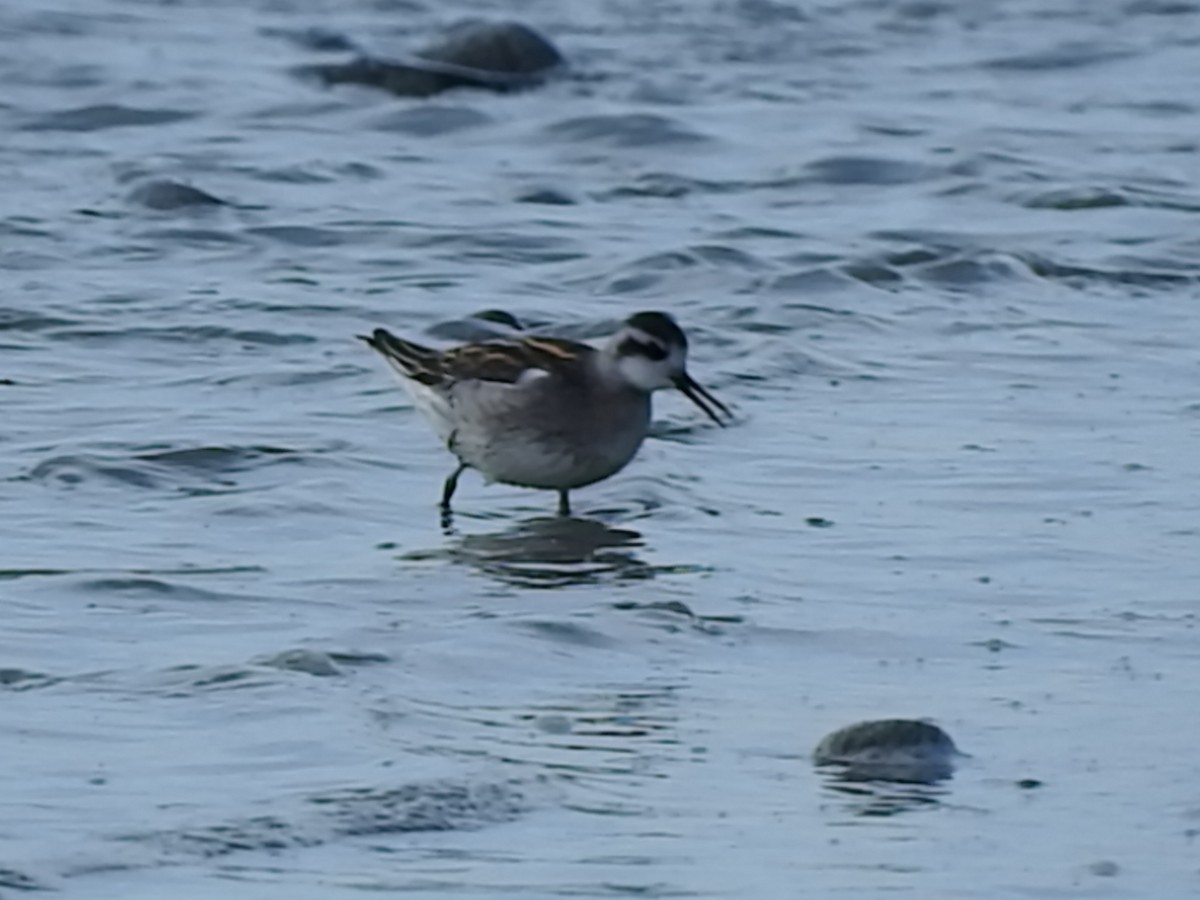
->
3 0 1200 897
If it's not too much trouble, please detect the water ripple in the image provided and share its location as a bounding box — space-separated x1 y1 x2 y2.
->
23 103 197 131
26 445 308 491
48 324 317 346
546 113 711 147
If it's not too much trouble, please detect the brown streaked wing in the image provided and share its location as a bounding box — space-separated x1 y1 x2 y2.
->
443 337 592 384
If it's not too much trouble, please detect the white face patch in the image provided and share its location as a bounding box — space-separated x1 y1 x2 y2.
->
615 343 685 391
604 323 689 392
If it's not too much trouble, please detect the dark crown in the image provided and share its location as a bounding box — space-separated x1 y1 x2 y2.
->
624 311 687 349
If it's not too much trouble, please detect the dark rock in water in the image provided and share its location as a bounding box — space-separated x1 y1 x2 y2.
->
127 180 227 211
814 718 960 783
299 21 564 98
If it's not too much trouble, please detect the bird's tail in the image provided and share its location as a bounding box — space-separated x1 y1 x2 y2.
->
359 328 443 386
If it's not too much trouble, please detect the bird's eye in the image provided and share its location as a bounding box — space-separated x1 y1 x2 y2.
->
625 339 667 361
642 343 668 361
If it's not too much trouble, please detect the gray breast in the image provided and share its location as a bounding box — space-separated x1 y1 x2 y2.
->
452 377 651 489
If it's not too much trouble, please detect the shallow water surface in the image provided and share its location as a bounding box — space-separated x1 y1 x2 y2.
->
4 0 1200 897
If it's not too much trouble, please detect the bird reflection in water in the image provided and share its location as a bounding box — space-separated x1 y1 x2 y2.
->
405 514 657 587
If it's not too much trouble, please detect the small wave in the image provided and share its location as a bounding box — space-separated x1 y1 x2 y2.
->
0 568 70 580
309 780 527 836
916 254 1027 288
1018 186 1132 210
49 324 316 346
425 309 527 342
136 445 301 473
260 25 359 53
597 243 771 296
115 778 527 862
622 245 768 273
139 647 386 693
212 364 364 388
131 227 244 247
803 154 939 186
0 667 59 691
125 180 228 211
600 172 731 199
982 41 1139 72
1123 0 1200 14
151 664 271 693
768 267 860 294
244 225 346 248
1019 252 1198 287
410 229 584 265
545 113 711 148
858 234 1197 290
371 105 493 136
0 867 47 891
28 455 164 489
26 445 306 491
76 577 244 603
22 104 197 132
0 307 77 332
840 260 904 287
513 619 619 648
514 185 578 205
1016 184 1200 212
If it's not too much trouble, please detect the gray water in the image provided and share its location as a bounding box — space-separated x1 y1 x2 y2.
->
4 0 1200 896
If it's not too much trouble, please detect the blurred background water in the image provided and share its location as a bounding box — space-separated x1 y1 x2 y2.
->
3 0 1200 896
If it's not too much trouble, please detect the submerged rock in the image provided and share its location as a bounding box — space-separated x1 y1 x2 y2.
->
300 21 564 98
813 718 960 783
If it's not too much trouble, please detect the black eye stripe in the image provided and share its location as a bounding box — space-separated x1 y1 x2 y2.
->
618 338 668 361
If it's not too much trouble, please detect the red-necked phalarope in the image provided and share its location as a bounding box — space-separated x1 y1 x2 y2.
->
360 311 731 516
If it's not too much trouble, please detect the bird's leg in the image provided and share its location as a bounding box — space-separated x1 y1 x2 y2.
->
557 489 571 517
441 463 467 511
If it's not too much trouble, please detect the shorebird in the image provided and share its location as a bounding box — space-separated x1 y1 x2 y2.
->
360 311 730 515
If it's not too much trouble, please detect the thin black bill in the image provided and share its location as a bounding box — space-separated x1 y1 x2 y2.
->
674 373 731 427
